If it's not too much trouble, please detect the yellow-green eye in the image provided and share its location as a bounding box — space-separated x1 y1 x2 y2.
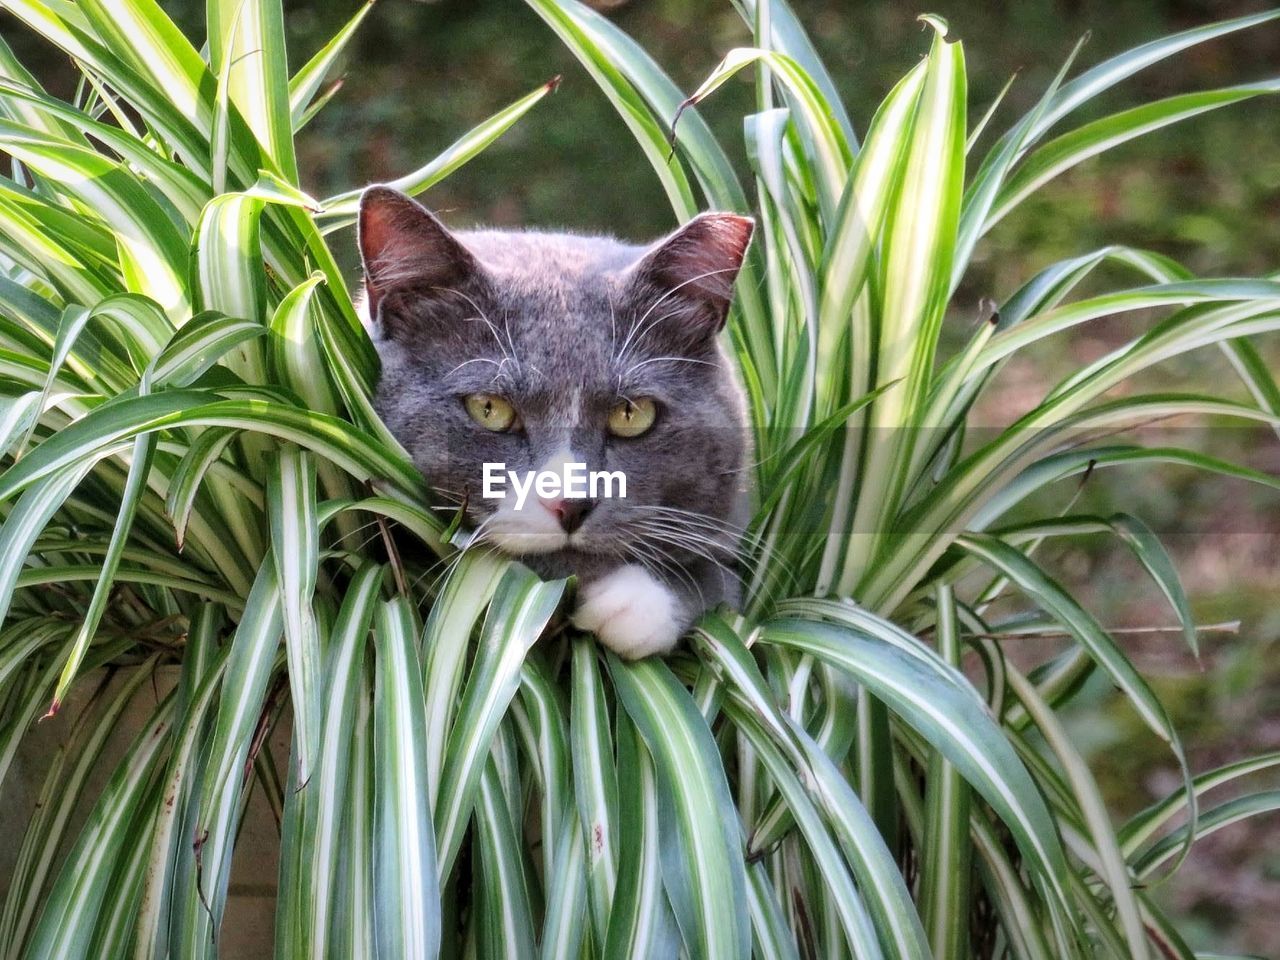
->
608 398 657 438
464 393 518 432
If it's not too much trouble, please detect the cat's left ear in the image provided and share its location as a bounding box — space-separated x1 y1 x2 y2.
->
358 186 479 316
627 212 754 340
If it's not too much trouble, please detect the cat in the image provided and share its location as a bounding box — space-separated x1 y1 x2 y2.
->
357 186 752 658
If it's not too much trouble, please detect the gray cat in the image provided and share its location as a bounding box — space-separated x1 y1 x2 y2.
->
357 186 752 658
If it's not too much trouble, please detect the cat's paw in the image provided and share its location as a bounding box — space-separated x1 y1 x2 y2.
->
572 565 684 660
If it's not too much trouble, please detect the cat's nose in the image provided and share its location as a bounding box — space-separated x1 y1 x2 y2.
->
545 498 595 534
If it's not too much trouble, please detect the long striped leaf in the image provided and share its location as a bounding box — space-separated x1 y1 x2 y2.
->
434 565 564 875
373 596 441 960
607 655 751 960
570 638 619 946
762 611 1074 917
169 558 283 957
286 562 382 958
207 0 296 182
22 690 174 960
268 444 321 777
288 1 374 127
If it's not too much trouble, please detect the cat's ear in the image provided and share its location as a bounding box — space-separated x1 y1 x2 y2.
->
627 212 754 339
358 186 479 315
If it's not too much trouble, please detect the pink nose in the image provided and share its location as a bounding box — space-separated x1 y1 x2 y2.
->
540 498 595 533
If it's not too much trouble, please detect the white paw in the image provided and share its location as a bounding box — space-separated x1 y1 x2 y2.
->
571 565 684 660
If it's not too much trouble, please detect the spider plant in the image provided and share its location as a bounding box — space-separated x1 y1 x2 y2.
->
0 0 1278 957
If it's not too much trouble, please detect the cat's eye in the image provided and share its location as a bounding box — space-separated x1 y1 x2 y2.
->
607 398 657 438
464 393 518 432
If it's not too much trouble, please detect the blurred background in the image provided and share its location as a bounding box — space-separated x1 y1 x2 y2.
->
6 0 1279 952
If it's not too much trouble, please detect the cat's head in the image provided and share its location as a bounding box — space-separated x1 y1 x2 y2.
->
358 186 752 571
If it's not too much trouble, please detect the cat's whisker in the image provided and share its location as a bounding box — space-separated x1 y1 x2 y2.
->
623 539 703 605
645 541 707 607
626 525 730 574
437 284 520 371
634 506 772 552
625 503 754 539
622 517 733 569
489 356 515 384
638 522 795 608
621 266 740 356
461 514 497 550
328 515 386 546
406 513 497 602
446 357 503 378
630 518 726 550
499 305 521 375
461 314 512 362
620 545 673 597
338 525 394 558
615 307 685 367
626 508 797 590
409 548 467 603
621 355 716 380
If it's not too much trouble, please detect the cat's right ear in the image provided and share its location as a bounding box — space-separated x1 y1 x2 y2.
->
624 212 754 348
358 186 479 318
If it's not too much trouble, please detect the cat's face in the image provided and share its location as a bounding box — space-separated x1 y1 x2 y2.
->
358 187 751 576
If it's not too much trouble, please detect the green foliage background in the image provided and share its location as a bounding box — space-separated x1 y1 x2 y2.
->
11 0 1280 268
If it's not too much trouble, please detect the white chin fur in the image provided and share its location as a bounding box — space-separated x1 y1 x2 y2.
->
572 564 683 659
485 529 569 555
483 501 569 555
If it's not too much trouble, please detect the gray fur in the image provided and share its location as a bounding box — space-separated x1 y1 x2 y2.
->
358 186 751 645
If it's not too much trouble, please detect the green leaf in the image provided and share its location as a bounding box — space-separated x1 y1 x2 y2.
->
1120 751 1280 857
0 657 157 954
955 532 1197 872
22 683 174 960
133 609 227 960
541 806 591 960
373 595 442 960
0 391 428 504
839 18 967 593
434 565 564 875
288 562 381 956
474 756 538 958
918 585 972 958
288 1 374 127
607 655 751 960
74 0 210 135
50 429 156 710
988 81 1280 232
207 0 297 182
268 444 321 778
571 638 619 945
149 310 264 388
169 557 283 957
0 131 189 316
763 607 1074 917
697 616 931 957
321 79 560 226
1107 513 1198 657
421 549 509 803
601 711 680 959
1133 791 1280 880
